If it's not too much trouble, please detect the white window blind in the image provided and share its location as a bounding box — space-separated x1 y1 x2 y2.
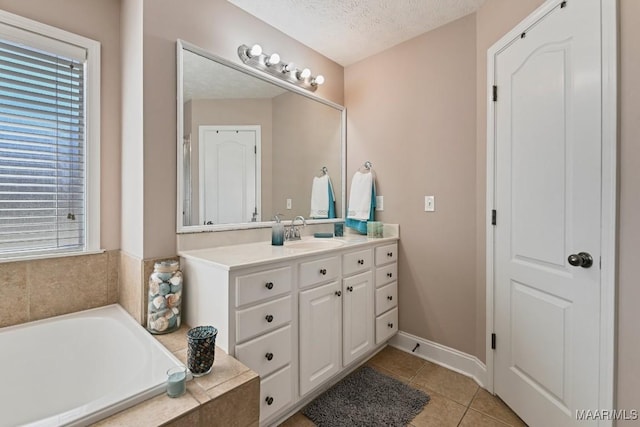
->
0 37 87 256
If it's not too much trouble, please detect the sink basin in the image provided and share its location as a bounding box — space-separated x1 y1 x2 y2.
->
285 239 345 251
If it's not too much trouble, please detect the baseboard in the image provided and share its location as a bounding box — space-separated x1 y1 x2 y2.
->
389 331 488 388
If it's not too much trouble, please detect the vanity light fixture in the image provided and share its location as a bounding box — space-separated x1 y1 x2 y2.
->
238 43 324 92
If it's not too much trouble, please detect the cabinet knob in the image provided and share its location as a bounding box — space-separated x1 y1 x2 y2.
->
387 295 393 301
320 268 327 275
265 314 274 323
347 286 353 292
265 282 274 290
265 352 274 361
265 396 274 405
335 290 342 297
387 252 393 257
388 322 394 328
387 272 393 278
357 259 364 265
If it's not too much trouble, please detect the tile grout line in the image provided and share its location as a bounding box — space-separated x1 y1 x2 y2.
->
456 386 480 426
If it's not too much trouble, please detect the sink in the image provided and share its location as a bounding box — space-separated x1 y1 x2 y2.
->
285 239 345 251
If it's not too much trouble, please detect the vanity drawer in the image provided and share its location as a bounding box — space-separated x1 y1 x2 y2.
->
375 282 398 316
260 365 293 421
375 263 397 288
375 243 398 266
235 266 292 307
375 307 398 344
236 295 292 343
235 325 292 378
299 255 340 289
343 248 373 276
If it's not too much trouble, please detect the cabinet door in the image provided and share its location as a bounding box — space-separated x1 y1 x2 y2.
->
299 281 342 396
342 271 374 366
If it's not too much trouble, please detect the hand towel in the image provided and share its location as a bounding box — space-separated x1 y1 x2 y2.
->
310 175 330 218
347 171 374 220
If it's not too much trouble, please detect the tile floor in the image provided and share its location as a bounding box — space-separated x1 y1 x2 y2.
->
280 346 527 427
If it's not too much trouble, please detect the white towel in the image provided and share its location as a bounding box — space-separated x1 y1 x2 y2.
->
347 171 373 220
310 175 330 218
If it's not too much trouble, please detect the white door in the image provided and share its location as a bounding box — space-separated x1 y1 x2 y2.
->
493 1 602 426
199 126 259 225
342 271 374 366
299 281 342 396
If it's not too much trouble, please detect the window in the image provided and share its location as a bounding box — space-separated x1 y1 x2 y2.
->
0 11 100 260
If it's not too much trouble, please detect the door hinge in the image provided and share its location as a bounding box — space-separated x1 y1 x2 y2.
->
492 85 498 102
491 333 496 350
491 209 497 226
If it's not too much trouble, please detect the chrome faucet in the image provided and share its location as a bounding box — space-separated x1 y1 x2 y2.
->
286 216 306 240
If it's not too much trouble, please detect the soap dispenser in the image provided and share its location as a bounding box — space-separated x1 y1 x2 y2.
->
272 215 284 246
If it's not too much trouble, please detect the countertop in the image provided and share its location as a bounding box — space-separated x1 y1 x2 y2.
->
178 224 399 271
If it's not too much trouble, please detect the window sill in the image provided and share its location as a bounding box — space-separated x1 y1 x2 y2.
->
0 249 106 264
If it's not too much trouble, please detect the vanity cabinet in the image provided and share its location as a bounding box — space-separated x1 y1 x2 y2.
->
181 233 398 426
374 243 399 344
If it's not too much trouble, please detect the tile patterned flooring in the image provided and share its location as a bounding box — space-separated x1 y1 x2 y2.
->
280 346 527 427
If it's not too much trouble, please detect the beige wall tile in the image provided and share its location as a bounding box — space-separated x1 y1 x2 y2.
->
200 375 260 427
107 250 120 304
161 408 200 427
28 253 109 321
119 251 144 324
194 350 252 392
0 261 28 327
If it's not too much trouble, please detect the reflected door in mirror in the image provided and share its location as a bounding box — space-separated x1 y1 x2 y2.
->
197 126 261 225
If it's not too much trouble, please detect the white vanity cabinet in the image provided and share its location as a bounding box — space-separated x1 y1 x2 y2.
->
180 232 398 426
374 243 399 344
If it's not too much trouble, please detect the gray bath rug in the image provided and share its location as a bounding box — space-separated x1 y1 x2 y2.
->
302 366 430 427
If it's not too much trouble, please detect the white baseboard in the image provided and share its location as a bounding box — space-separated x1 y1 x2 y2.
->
389 331 488 388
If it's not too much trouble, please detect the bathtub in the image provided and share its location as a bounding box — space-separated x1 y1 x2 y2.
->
0 304 185 427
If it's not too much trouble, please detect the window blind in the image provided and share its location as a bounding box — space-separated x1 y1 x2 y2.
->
0 38 86 255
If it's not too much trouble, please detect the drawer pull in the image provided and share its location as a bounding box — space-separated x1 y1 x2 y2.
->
265 396 274 405
387 272 393 278
347 286 353 292
265 281 274 290
320 268 327 275
335 290 342 297
357 259 364 265
387 252 393 257
265 352 274 361
387 295 393 301
265 314 274 323
388 322 394 328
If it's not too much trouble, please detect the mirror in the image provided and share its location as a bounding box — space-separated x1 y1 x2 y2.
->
177 40 345 232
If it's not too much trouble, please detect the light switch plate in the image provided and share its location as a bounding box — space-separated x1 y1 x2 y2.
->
286 198 292 209
425 196 435 212
376 195 384 211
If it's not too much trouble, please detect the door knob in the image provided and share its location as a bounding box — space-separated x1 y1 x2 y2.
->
568 252 593 268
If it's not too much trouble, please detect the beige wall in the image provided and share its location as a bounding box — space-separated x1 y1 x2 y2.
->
120 0 144 257
617 0 640 421
141 0 344 259
345 14 478 355
0 0 122 251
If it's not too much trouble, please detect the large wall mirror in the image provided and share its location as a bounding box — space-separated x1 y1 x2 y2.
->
177 40 345 233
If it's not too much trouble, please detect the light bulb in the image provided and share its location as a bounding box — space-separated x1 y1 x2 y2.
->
248 44 262 57
311 75 325 86
266 53 280 66
298 68 311 80
283 62 295 73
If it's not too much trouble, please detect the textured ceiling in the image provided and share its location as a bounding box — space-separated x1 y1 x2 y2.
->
227 0 486 66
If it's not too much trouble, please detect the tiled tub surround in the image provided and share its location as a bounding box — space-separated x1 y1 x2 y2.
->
0 305 183 427
0 250 119 328
97 324 260 427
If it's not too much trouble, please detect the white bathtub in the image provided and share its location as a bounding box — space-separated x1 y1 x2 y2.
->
0 304 185 427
